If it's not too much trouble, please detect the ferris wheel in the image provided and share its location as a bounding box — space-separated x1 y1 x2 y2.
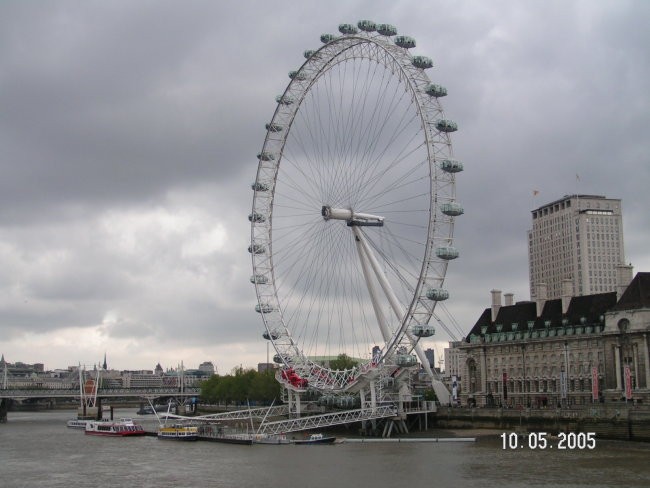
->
250 21 463 395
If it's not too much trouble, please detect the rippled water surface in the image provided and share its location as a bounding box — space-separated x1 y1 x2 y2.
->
1 410 649 488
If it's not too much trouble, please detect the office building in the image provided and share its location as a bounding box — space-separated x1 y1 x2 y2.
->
528 194 630 300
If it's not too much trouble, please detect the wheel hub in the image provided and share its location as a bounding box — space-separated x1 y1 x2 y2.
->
321 206 384 227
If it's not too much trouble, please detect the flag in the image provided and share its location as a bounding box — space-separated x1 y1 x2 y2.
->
576 174 580 182
533 190 539 196
624 365 632 400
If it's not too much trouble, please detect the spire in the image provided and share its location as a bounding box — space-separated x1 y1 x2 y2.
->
102 352 107 371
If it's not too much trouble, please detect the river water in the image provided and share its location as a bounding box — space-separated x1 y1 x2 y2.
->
1 409 650 488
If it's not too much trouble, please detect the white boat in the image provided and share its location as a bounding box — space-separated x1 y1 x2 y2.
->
292 433 337 445
67 418 93 429
158 424 199 441
252 433 291 445
85 418 146 437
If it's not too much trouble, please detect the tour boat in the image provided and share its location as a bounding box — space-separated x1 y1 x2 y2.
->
85 418 146 437
157 424 199 441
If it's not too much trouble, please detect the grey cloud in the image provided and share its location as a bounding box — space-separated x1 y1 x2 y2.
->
1 0 648 370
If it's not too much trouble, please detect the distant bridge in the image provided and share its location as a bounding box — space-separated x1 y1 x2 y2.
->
0 387 200 399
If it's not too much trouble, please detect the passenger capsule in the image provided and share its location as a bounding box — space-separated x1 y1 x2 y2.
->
357 20 376 32
426 288 450 301
425 84 447 98
377 24 397 36
319 394 336 406
440 202 464 216
262 329 280 340
275 95 295 105
255 303 275 313
411 55 433 69
440 159 464 173
411 324 435 338
395 36 416 48
338 23 358 35
251 181 269 192
320 33 337 44
336 395 358 408
289 70 306 81
304 49 316 59
248 243 266 255
436 119 458 132
265 123 283 132
248 212 266 223
435 246 459 260
396 354 418 367
250 274 269 284
273 354 285 364
257 151 275 161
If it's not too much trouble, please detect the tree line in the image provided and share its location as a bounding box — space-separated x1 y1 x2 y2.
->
200 368 281 405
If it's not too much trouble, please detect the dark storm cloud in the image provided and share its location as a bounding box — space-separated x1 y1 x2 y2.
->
0 1 288 224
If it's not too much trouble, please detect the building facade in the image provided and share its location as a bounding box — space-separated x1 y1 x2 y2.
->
446 273 650 408
528 194 629 300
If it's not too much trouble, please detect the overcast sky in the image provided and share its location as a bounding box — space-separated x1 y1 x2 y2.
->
1 0 648 373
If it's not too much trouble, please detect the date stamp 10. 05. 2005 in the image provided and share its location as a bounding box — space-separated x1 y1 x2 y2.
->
500 432 596 450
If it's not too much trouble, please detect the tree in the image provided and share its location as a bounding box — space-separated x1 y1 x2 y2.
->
200 369 282 405
328 354 359 370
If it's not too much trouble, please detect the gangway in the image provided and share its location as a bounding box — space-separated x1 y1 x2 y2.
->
161 404 290 422
256 405 398 435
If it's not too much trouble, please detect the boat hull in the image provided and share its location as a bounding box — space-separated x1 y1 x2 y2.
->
293 435 336 445
252 434 291 445
85 420 146 437
158 426 199 441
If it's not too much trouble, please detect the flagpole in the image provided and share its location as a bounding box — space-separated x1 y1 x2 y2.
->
531 190 539 214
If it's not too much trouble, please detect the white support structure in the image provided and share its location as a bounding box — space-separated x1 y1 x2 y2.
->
353 225 451 404
161 405 290 422
257 405 398 435
354 230 392 344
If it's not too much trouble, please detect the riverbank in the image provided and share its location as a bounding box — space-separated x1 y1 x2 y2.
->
434 405 650 442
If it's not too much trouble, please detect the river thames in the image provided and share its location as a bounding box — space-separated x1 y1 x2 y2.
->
1 410 650 488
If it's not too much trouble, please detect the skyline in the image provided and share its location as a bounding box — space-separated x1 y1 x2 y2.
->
1 1 649 372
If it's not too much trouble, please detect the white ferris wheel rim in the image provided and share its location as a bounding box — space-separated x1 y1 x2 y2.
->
250 22 461 392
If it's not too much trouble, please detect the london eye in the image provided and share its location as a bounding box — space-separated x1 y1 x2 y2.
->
249 21 463 403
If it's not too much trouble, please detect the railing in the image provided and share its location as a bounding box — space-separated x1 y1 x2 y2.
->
175 404 290 421
0 387 201 399
438 404 650 421
257 405 398 435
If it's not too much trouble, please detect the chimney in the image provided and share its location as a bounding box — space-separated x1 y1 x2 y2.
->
491 289 502 322
504 293 514 306
561 279 573 315
536 283 547 317
616 264 634 299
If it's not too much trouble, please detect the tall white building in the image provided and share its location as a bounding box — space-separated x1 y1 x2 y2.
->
528 194 631 300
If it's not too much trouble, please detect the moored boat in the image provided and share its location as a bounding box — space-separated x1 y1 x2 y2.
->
67 418 94 429
252 433 291 445
292 433 336 445
196 424 253 445
85 418 146 437
158 424 199 441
